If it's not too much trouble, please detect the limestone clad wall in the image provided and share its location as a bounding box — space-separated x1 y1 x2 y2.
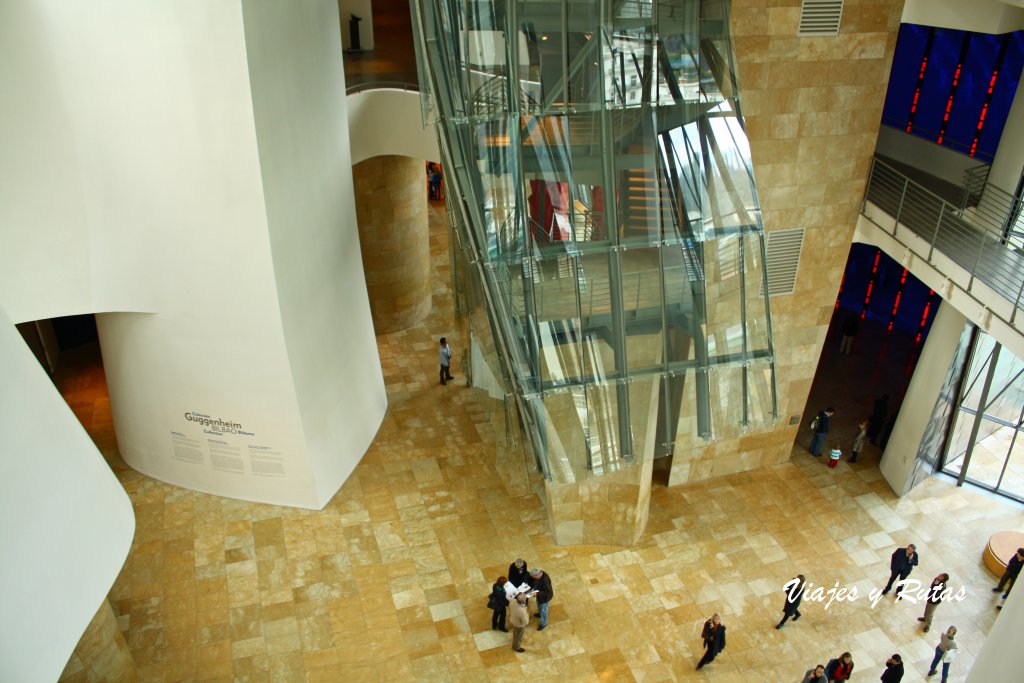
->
353 155 432 333
59 599 137 683
670 0 905 485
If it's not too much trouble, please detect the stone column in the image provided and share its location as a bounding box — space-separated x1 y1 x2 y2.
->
59 598 137 683
353 155 432 333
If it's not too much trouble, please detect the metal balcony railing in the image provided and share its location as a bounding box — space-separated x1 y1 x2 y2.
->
862 156 1024 321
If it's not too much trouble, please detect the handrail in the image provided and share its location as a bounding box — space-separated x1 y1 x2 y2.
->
344 80 420 95
862 156 1024 319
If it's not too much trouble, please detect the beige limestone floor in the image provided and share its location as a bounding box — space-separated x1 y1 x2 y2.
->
55 202 1024 682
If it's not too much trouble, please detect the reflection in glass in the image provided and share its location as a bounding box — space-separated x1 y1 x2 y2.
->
412 0 776 483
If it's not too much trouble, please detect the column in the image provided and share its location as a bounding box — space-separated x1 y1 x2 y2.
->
353 155 432 333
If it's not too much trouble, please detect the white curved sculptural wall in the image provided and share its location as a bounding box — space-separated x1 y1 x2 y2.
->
0 0 386 512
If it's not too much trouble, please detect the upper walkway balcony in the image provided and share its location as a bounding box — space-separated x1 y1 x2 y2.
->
859 156 1024 359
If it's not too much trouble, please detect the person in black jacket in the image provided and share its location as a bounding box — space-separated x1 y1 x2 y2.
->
993 547 1023 599
508 558 529 588
880 654 904 682
696 613 726 669
882 544 919 599
489 575 508 631
528 568 553 630
811 408 835 456
777 574 805 629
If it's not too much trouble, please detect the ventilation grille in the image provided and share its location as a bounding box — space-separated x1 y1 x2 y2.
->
798 0 844 37
762 228 805 297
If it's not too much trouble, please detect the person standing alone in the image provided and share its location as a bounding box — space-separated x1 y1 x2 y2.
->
882 544 919 599
439 337 454 385
696 613 726 669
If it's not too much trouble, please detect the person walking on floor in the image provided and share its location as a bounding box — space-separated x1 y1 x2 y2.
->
438 337 454 385
868 394 889 445
918 573 949 632
507 591 529 652
880 654 904 683
810 407 835 457
848 420 867 463
993 546 1023 599
777 574 805 629
882 544 919 599
824 652 854 682
997 568 1016 610
528 568 553 631
696 613 726 670
488 575 508 632
927 626 958 681
801 664 827 683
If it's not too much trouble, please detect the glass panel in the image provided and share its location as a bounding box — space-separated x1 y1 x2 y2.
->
534 254 583 387
747 359 775 426
620 247 665 374
540 387 589 481
518 1 563 114
628 376 659 461
615 112 662 245
708 364 744 438
576 256 620 378
1000 435 1024 499
565 1 601 111
586 381 622 475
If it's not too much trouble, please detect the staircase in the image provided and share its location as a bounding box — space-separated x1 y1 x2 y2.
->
619 156 675 241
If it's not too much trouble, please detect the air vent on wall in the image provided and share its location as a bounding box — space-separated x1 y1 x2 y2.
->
761 228 805 297
798 0 844 37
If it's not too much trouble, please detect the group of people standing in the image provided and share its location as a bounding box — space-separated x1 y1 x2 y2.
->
487 558 554 653
772 543 965 682
809 393 897 466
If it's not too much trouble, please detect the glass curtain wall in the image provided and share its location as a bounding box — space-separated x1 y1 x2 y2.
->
411 0 776 483
940 328 1024 501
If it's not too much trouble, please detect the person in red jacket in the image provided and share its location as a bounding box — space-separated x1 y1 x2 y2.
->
824 652 854 682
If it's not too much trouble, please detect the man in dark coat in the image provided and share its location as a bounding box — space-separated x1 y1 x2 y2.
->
776 574 804 629
882 544 919 598
880 654 904 682
696 613 726 669
993 547 1024 599
528 568 553 630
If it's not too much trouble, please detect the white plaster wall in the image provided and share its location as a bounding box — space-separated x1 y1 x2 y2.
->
0 0 104 322
242 0 386 505
986 85 1024 194
0 0 386 509
903 0 1024 33
0 305 135 683
965 570 1024 681
347 89 441 164
879 302 968 494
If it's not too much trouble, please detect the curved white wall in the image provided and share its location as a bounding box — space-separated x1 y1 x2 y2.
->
0 305 135 682
0 0 386 510
347 89 441 165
